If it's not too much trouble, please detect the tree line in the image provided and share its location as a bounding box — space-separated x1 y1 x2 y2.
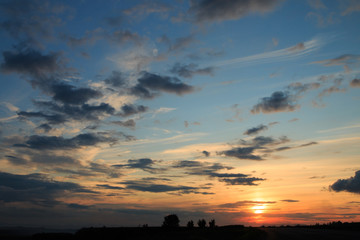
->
162 214 216 228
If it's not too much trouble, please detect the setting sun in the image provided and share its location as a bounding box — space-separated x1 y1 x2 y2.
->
252 205 266 214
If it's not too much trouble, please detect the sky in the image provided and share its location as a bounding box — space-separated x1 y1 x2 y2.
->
0 0 360 228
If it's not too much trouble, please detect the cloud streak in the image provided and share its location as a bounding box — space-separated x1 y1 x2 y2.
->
215 36 323 67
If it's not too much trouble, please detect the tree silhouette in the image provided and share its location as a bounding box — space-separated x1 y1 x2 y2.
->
197 219 206 228
187 220 194 228
209 219 216 228
162 214 180 227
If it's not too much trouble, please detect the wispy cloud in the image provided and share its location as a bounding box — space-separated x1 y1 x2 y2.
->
215 36 324 67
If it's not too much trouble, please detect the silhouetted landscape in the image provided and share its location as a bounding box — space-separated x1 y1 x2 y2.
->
1 217 360 240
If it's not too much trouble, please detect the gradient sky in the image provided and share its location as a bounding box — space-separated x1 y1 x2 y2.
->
0 0 360 228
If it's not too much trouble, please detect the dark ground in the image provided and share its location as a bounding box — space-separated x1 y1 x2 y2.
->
1 226 360 240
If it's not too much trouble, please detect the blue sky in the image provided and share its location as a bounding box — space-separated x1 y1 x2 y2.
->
0 0 360 228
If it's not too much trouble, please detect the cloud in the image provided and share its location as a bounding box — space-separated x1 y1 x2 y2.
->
118 104 148 117
329 170 360 194
111 119 136 129
51 83 103 105
123 2 171 18
287 42 305 52
158 34 196 53
287 82 321 94
173 160 265 185
244 124 268 135
312 54 360 67
19 101 116 124
281 199 300 202
251 91 299 114
215 36 323 67
202 150 210 157
121 179 206 194
14 133 117 150
97 184 124 190
0 171 94 206
131 71 195 98
188 0 282 23
5 155 27 165
218 200 276 209
0 0 68 46
341 0 360 15
308 0 327 9
53 162 122 179
170 63 215 78
350 79 360 88
219 147 263 160
1 48 61 76
104 71 126 88
113 158 165 174
219 176 265 185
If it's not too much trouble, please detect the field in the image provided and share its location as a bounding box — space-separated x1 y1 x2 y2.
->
1 225 360 240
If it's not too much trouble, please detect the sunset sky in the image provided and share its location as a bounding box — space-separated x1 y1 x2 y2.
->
0 0 360 228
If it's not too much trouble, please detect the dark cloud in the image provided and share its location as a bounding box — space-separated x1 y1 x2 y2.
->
350 79 360 88
202 150 210 157
189 0 282 23
329 170 360 194
173 160 232 175
1 48 61 76
220 136 291 160
244 124 268 135
18 110 66 124
249 136 289 147
30 154 79 166
0 171 94 206
119 104 148 117
97 184 124 190
36 123 53 133
0 0 67 46
273 141 317 152
88 162 122 178
51 83 102 105
5 155 27 165
111 119 136 129
173 160 265 186
219 147 262 160
67 203 91 209
219 176 265 185
131 71 195 98
53 162 122 179
113 158 165 174
104 71 126 88
251 91 298 114
121 180 200 194
31 101 115 123
14 133 116 150
281 199 299 202
299 141 318 147
170 63 215 78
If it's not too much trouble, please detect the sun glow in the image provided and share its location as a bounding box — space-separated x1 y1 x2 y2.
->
252 205 266 214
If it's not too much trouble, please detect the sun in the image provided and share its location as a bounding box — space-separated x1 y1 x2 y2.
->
252 205 266 214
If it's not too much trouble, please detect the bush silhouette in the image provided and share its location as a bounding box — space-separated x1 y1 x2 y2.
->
187 220 194 228
162 214 180 227
209 219 216 228
197 219 206 228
